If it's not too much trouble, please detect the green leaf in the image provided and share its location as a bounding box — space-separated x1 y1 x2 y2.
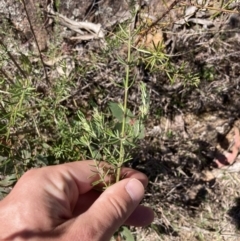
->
117 55 127 66
109 102 124 122
120 226 135 241
42 143 51 149
0 174 17 187
126 109 134 118
133 120 145 139
114 122 123 133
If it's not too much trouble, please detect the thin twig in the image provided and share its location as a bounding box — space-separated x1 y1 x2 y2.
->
21 0 50 85
135 0 179 46
147 0 179 30
116 25 132 183
0 68 15 85
182 2 240 14
0 38 27 79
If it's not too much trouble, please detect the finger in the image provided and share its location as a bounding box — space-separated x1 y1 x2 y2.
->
124 205 154 226
13 160 148 195
68 178 146 241
6 160 148 217
62 160 149 194
73 192 154 227
72 190 101 216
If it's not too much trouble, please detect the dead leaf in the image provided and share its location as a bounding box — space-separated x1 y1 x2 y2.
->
145 31 164 50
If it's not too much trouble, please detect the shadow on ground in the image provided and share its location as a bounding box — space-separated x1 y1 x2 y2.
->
228 198 240 230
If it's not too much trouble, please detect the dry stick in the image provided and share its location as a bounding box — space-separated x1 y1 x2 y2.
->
0 38 27 79
136 0 239 47
135 0 179 46
182 2 240 14
0 68 15 85
21 0 50 85
148 0 180 29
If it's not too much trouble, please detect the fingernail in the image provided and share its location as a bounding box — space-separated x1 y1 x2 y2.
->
125 178 144 203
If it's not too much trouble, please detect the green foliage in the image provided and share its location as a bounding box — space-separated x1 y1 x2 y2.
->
137 41 169 71
113 226 135 241
166 61 200 87
0 0 200 194
136 38 200 88
76 87 148 187
201 65 215 82
72 15 150 187
0 1 237 240
54 0 61 12
0 13 150 192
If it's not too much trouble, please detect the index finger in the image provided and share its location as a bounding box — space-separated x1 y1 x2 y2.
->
62 160 148 194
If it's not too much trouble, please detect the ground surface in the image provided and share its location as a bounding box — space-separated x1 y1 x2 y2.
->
1 0 240 240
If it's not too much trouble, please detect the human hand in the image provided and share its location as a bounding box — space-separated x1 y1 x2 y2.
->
0 161 154 241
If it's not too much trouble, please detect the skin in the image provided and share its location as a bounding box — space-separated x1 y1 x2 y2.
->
214 127 240 168
0 160 154 241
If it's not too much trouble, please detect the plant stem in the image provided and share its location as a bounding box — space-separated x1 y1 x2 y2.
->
116 25 132 183
0 38 27 79
21 0 50 85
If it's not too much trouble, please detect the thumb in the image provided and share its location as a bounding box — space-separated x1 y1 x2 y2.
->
71 178 144 241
